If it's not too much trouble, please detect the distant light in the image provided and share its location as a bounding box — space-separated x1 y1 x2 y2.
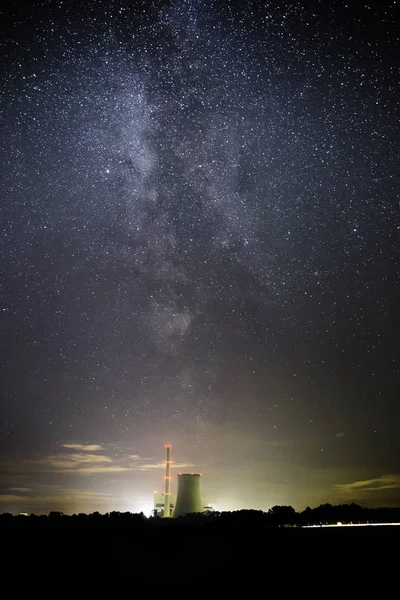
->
303 522 400 528
139 502 155 518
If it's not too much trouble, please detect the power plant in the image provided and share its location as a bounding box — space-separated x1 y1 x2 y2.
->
153 445 209 518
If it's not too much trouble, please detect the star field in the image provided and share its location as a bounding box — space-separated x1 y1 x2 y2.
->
0 0 399 514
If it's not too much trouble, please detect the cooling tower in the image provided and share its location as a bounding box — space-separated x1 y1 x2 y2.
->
173 473 203 517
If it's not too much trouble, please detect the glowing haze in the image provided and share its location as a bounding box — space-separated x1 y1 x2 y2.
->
0 0 399 515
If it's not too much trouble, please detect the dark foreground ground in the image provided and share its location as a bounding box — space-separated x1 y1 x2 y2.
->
2 522 398 590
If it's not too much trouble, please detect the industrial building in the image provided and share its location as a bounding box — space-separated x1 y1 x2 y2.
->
153 492 175 517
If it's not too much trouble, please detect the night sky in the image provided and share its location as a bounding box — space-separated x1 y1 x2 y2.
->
1 0 399 516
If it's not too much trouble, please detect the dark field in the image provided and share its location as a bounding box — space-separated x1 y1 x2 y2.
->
2 518 398 583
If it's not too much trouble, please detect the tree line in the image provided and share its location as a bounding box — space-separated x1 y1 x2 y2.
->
1 503 399 528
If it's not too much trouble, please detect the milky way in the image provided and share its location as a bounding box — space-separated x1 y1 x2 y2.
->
0 1 398 512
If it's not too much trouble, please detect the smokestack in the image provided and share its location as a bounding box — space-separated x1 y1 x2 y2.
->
173 473 203 517
164 444 172 517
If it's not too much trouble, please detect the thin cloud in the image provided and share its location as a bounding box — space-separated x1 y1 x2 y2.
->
0 453 117 475
62 444 104 451
138 461 195 471
334 474 400 497
45 453 113 469
0 487 114 506
60 466 132 474
0 443 196 478
268 440 291 448
0 494 26 503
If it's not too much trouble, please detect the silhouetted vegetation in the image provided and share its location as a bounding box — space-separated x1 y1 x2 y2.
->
1 502 399 528
2 504 399 579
